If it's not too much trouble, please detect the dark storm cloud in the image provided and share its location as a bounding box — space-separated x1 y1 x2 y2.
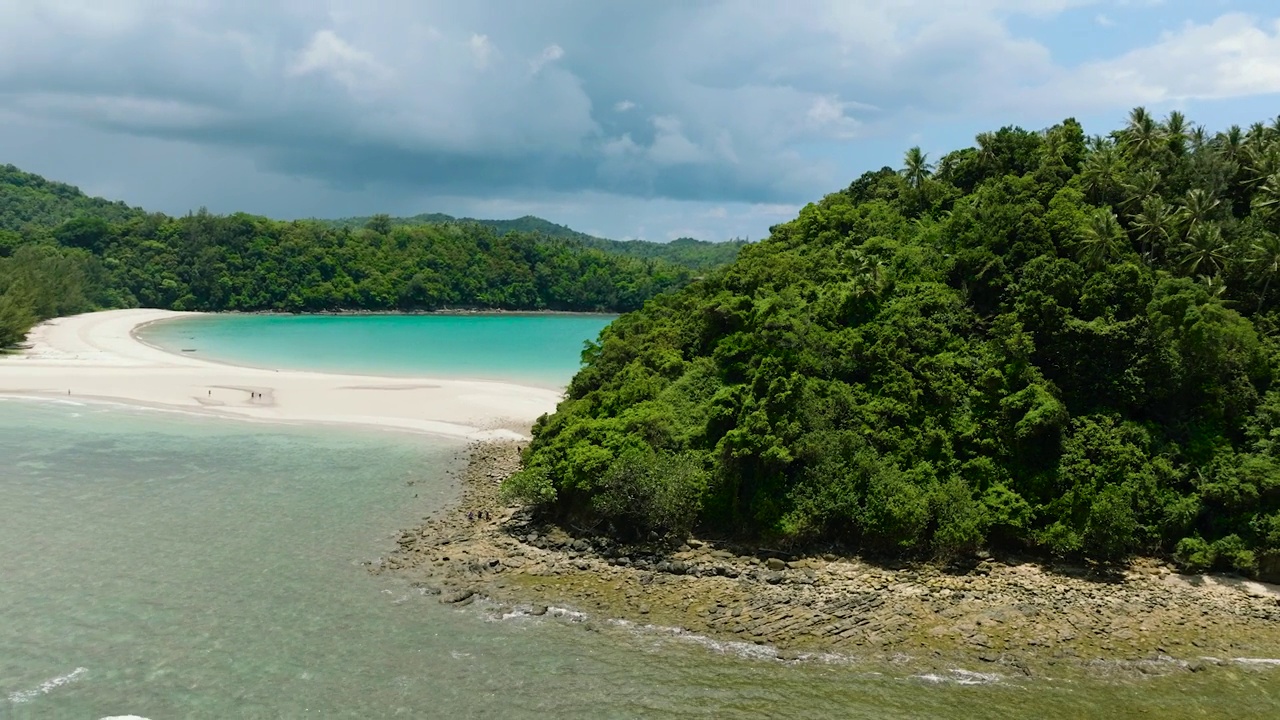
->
1 0 1279 238
0 0 1083 204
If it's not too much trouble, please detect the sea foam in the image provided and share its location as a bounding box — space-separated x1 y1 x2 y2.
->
7 667 88 703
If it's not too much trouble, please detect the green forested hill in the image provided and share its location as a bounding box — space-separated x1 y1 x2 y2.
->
572 236 750 272
319 212 601 242
0 169 705 347
0 165 144 233
509 111 1280 576
321 213 748 270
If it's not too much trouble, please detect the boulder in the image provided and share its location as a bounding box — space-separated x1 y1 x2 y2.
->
441 589 476 604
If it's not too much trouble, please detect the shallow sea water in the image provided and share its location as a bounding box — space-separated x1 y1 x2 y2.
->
3 316 1279 718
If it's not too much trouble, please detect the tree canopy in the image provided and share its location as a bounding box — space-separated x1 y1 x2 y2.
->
508 112 1280 577
320 213 748 271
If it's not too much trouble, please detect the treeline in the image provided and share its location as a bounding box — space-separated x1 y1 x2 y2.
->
571 236 750 272
0 244 110 347
322 213 749 271
509 110 1280 578
0 166 721 348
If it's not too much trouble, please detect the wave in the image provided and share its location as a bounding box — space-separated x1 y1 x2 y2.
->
7 666 88 704
912 669 1004 686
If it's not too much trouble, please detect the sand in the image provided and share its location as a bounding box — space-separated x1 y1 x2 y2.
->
0 309 564 441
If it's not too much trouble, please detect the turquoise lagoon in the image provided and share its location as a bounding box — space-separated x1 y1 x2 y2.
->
136 313 617 387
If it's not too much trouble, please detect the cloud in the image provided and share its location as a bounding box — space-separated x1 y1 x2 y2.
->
1030 13 1280 109
287 30 393 95
0 0 1279 215
529 43 565 74
469 33 498 69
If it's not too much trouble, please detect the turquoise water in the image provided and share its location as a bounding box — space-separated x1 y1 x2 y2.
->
136 313 616 387
3 404 1280 718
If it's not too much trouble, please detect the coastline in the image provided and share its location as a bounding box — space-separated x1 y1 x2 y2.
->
384 441 1280 679
0 309 563 442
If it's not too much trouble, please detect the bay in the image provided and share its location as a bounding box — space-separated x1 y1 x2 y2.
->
136 313 617 387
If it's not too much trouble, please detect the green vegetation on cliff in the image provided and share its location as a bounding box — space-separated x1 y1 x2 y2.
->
509 111 1280 575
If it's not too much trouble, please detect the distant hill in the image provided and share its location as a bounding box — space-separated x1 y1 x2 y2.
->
321 213 749 271
1 164 714 346
573 236 750 272
0 164 145 231
319 212 600 243
0 164 748 273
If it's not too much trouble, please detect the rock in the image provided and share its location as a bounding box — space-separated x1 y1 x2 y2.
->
766 558 786 572
966 633 992 648
441 589 476 604
639 603 651 614
531 604 549 616
765 572 784 585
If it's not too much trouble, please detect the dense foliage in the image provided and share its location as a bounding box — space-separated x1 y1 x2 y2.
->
0 169 726 348
323 213 748 271
0 244 112 347
0 165 143 232
509 111 1280 576
571 236 749 272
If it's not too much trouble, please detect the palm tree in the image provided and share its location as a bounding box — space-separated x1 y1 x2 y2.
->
1077 208 1126 270
1189 125 1208 152
1252 173 1280 218
846 251 887 299
1122 169 1161 215
1198 274 1229 301
1164 111 1189 155
1179 223 1229 276
1244 141 1280 189
1178 188 1221 237
1122 106 1163 160
1247 232 1280 310
1248 122 1271 147
1080 145 1122 205
1217 125 1246 166
1131 196 1177 263
900 146 933 190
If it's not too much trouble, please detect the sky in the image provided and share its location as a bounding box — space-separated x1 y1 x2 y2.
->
2 1 1280 242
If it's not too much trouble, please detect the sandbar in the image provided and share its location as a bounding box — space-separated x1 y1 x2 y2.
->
0 309 564 441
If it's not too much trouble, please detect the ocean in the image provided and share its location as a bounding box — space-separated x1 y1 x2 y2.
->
2 315 1277 718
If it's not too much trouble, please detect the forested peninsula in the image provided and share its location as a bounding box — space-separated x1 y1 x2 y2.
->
509 110 1280 580
0 164 737 347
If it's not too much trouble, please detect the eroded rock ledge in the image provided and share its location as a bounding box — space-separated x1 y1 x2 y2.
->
374 441 1280 677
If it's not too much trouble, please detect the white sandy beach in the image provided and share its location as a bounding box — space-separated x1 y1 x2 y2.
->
0 309 564 440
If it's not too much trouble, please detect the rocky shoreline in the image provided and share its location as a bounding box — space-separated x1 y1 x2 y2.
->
374 441 1280 678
